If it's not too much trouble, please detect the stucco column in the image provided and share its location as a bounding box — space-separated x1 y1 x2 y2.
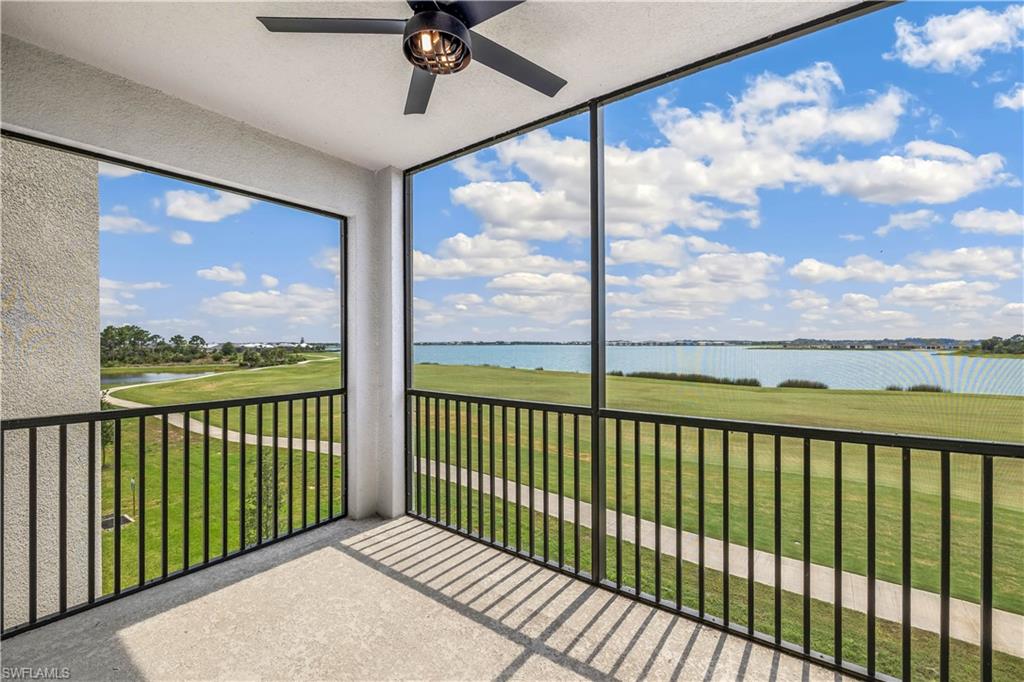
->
346 166 405 519
1 137 101 628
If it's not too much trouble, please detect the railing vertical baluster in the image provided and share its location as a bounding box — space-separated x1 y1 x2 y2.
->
722 430 730 625
747 432 754 635
221 407 228 556
59 424 68 611
634 421 641 594
257 403 264 543
161 415 168 578
114 420 122 595
203 410 210 562
527 408 533 553
867 443 876 677
413 396 420 516
88 421 97 602
901 446 911 682
328 395 334 519
465 399 472 532
445 399 451 526
516 408 522 554
456 400 462 530
654 422 662 602
675 425 682 611
477 403 483 539
542 410 549 561
774 434 781 644
273 402 279 537
287 401 294 532
183 411 189 568
1 429 5 627
573 414 580 574
557 412 564 564
939 449 950 682
434 398 440 521
981 454 993 682
301 399 308 528
239 407 246 548
802 438 810 653
503 407 510 546
138 417 146 584
616 418 622 589
489 404 496 542
29 427 38 619
834 440 842 666
315 396 321 525
698 427 705 617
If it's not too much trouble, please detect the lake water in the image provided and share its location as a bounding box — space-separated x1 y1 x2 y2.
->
102 371 215 386
414 345 1024 396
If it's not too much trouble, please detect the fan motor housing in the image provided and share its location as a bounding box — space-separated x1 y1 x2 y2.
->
403 11 472 75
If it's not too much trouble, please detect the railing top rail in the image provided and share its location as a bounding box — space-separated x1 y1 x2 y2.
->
407 388 1024 459
1 387 345 431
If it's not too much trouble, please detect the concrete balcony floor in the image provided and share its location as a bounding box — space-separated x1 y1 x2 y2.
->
2 517 850 681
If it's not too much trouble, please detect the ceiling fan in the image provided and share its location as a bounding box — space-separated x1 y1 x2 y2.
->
258 1 567 115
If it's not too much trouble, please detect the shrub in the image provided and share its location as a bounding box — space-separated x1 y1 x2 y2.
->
777 379 828 389
608 370 624 377
624 371 761 387
908 384 944 393
885 385 905 391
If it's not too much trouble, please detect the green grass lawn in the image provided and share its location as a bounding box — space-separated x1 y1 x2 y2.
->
106 361 1022 625
99 410 343 594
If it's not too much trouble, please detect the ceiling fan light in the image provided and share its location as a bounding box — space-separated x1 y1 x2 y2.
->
403 11 472 75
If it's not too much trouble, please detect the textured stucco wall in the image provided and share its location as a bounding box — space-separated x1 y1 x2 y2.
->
2 36 406 521
1 136 100 627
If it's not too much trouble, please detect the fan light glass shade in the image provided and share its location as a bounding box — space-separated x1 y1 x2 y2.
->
403 11 472 75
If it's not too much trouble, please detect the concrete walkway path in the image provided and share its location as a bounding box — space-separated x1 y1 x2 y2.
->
416 457 1023 656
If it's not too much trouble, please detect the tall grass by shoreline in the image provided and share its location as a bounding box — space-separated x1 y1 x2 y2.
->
608 370 761 386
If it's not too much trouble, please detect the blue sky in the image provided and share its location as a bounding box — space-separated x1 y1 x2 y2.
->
99 170 341 343
412 2 1024 342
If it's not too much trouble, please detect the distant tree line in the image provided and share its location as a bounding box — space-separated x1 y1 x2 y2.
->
979 334 1024 355
101 324 312 368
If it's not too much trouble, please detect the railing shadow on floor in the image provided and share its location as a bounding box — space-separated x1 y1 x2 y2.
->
337 518 823 681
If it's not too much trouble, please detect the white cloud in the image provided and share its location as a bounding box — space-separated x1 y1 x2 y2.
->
200 283 338 324
885 5 1024 73
98 162 140 178
489 292 589 323
260 274 279 288
165 189 254 222
952 207 1024 236
99 214 159 234
487 272 589 294
100 278 169 294
995 83 1024 110
787 289 829 311
99 278 168 319
839 233 865 242
790 247 1019 283
884 280 1003 310
995 302 1024 330
169 230 193 245
448 62 1010 256
874 209 941 236
608 234 732 268
414 232 585 280
452 154 500 182
197 265 246 285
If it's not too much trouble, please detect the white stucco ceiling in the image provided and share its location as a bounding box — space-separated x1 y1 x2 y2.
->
1 1 860 171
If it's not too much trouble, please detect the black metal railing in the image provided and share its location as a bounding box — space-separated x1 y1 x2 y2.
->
407 388 1024 682
0 388 346 638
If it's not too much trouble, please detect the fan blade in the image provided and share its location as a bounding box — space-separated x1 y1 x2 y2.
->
469 31 566 97
404 68 437 115
443 1 525 28
257 17 406 34
406 2 438 13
